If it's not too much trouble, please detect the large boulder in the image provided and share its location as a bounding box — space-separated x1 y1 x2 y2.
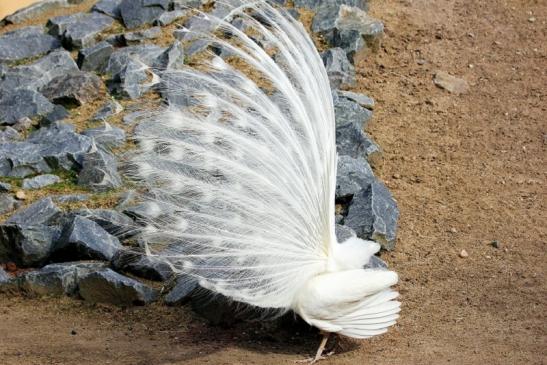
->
344 180 399 250
47 12 114 49
0 89 55 126
41 71 104 107
77 147 122 192
0 26 61 63
51 215 122 261
6 198 62 226
0 224 61 267
78 268 159 305
111 249 174 281
119 0 167 29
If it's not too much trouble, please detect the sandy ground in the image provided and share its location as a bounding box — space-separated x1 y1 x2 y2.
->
1 0 546 364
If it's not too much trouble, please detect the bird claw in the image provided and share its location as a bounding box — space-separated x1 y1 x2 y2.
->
295 351 335 364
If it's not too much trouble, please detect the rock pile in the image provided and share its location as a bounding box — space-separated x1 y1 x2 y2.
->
0 0 397 318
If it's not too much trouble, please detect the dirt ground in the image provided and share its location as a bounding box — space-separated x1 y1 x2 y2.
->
1 0 546 364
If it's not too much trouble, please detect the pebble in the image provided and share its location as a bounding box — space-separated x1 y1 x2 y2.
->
449 227 457 233
15 191 27 200
459 249 469 258
491 240 500 249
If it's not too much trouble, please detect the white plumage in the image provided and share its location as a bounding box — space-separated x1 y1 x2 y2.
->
131 0 399 359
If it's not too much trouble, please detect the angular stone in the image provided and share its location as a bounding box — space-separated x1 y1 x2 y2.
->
78 268 159 305
43 104 71 124
18 261 107 296
82 123 126 147
75 209 135 238
0 194 18 215
321 47 355 88
364 255 388 269
164 275 198 306
111 249 174 281
0 89 55 125
3 0 76 24
336 155 374 199
0 26 61 63
47 12 114 49
0 224 61 267
77 41 114 72
119 0 166 29
0 50 79 93
41 71 103 107
105 44 165 77
171 0 204 9
335 94 373 129
22 174 61 189
124 26 162 44
92 100 123 121
155 10 187 26
0 142 49 177
0 182 12 192
313 5 383 60
155 41 185 70
52 215 122 261
115 58 152 99
335 223 356 243
77 147 122 192
6 197 62 226
0 267 9 283
434 71 469 95
54 194 91 203
336 90 374 109
0 127 20 142
92 0 123 19
345 180 399 250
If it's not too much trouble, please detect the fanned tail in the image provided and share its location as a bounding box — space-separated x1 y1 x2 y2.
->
130 1 337 309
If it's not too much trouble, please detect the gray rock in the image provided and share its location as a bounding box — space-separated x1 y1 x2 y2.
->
171 0 204 9
155 41 185 70
78 268 159 305
0 194 18 215
0 182 12 192
54 194 91 203
40 70 103 107
52 215 122 261
0 50 79 93
22 174 61 189
313 5 383 60
0 268 9 283
336 155 374 199
6 197 62 226
155 10 188 26
119 0 167 29
185 39 210 57
0 224 61 267
76 208 135 238
3 0 76 24
18 261 107 296
364 255 388 269
164 275 197 306
82 123 126 147
0 89 55 125
115 58 152 99
77 147 122 192
0 26 61 63
105 44 165 77
321 48 355 88
337 124 381 164
47 12 114 49
77 41 114 72
92 100 123 121
335 223 356 243
43 104 71 124
111 249 173 281
0 142 49 177
2 122 94 176
0 127 20 142
336 90 375 109
92 0 123 19
345 180 399 250
124 27 162 43
292 0 368 9
335 95 373 130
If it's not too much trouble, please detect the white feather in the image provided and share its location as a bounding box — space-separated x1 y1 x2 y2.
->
131 0 399 338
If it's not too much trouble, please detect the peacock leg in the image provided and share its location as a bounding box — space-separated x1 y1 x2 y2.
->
295 332 335 364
